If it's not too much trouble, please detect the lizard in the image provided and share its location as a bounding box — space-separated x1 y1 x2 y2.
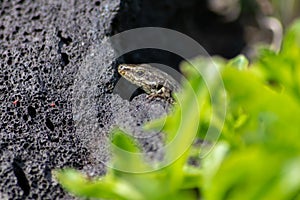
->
118 64 180 103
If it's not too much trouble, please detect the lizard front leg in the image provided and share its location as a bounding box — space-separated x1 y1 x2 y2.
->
147 86 174 103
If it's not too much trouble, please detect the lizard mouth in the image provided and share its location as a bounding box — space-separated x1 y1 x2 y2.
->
119 70 126 76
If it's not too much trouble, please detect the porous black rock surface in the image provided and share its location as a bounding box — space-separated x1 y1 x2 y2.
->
1 0 247 199
0 0 123 199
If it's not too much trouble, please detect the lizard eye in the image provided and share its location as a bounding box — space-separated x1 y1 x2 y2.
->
136 71 144 76
118 65 127 71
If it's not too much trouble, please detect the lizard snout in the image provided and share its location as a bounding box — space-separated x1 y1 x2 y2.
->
118 64 130 74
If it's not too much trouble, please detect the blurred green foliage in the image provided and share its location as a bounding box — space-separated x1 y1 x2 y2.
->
55 19 300 200
203 19 300 200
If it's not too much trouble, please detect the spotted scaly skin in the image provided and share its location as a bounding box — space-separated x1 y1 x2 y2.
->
118 64 180 103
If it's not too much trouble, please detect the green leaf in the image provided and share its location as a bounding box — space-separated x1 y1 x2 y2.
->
226 55 249 70
54 169 143 200
110 129 152 173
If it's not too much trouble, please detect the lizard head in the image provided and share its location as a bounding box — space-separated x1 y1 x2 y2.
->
118 64 148 83
118 64 179 97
